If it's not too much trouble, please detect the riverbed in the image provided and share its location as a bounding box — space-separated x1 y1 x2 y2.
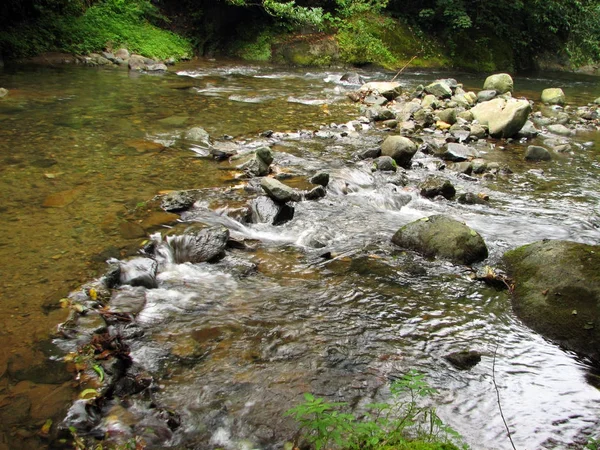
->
0 60 599 449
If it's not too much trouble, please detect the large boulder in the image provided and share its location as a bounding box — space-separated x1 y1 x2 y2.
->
541 88 566 105
381 136 417 168
470 98 531 138
392 215 488 265
483 73 513 94
503 240 600 363
359 82 402 100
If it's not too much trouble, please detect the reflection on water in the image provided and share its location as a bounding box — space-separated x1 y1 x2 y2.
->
1 60 600 449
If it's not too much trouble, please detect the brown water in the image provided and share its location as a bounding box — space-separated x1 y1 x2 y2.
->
1 61 600 449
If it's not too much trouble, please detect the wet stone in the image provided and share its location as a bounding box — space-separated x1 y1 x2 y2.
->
373 156 397 172
250 196 294 225
445 350 482 370
525 145 552 161
437 142 478 162
166 225 230 263
160 190 196 212
419 176 456 200
309 171 330 187
305 185 326 200
261 177 302 203
119 257 158 289
356 147 381 160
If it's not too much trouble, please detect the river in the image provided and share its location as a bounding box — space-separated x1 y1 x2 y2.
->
0 60 599 449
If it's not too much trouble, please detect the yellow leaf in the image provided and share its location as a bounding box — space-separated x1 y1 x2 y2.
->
40 419 52 436
80 389 98 399
89 288 97 301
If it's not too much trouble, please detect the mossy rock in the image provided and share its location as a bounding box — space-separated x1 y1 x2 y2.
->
503 240 600 364
273 34 338 66
392 215 488 265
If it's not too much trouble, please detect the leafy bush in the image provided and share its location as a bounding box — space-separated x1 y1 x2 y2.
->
285 370 466 450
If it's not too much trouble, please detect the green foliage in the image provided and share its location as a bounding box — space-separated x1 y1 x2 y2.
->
234 30 274 61
285 370 466 450
587 437 600 450
0 0 192 59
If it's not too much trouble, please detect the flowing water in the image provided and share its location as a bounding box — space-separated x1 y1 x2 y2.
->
1 60 600 449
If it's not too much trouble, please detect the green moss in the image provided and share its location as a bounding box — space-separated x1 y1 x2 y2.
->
0 0 192 60
234 30 274 61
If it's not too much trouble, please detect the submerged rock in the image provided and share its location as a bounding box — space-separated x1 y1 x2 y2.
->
525 145 552 161
503 240 600 363
392 215 488 265
445 350 482 370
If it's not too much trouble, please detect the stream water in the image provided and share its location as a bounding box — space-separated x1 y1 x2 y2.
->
1 60 600 450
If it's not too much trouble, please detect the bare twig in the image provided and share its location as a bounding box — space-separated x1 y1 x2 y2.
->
391 55 419 82
493 341 517 450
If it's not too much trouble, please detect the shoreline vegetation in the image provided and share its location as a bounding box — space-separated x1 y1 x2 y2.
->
1 0 600 74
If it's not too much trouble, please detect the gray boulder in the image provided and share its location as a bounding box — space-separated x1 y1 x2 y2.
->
419 176 456 200
366 106 395 121
260 177 302 202
483 73 513 94
250 196 294 225
525 145 552 161
146 63 168 72
166 225 229 263
392 215 488 265
470 98 531 138
517 120 539 139
381 136 418 169
503 240 600 363
359 82 402 100
436 142 478 162
541 88 566 105
424 80 453 99
477 90 497 102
